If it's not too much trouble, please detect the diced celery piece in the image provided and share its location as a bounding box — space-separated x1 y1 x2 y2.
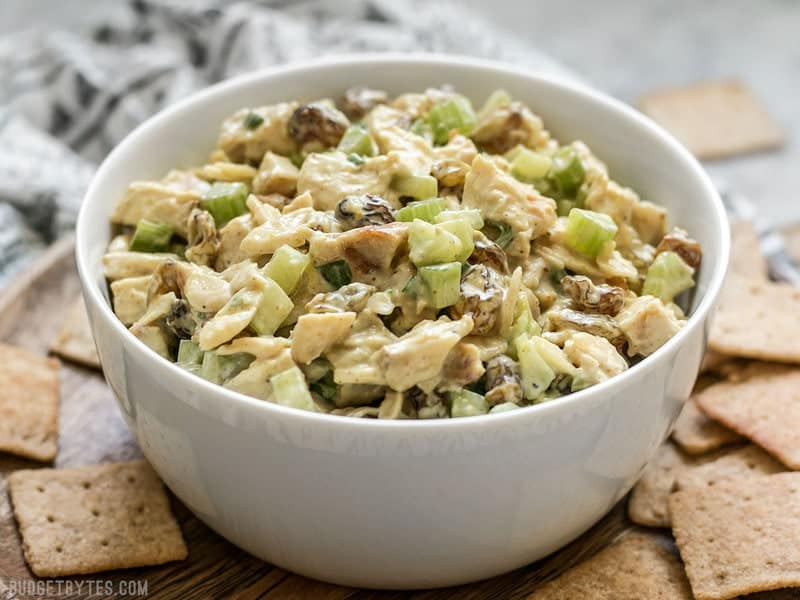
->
347 153 365 166
177 339 203 366
201 182 249 225
642 250 695 303
337 124 376 156
129 220 173 253
448 389 489 417
508 294 542 347
504 144 526 162
514 335 556 401
270 366 316 412
428 96 478 144
510 148 553 183
564 208 618 258
489 402 520 414
317 260 352 289
418 262 462 309
201 351 251 384
309 370 337 401
392 174 438 200
262 245 311 295
408 219 463 266
435 209 484 229
438 218 475 262
288 150 306 168
396 197 445 222
478 89 512 120
549 146 585 197
250 277 294 336
529 336 577 376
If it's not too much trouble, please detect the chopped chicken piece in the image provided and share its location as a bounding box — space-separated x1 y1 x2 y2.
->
367 105 434 176
616 295 684 356
291 312 357 364
462 154 556 259
215 214 253 270
111 180 203 237
563 331 628 386
218 102 298 163
327 312 398 386
110 276 151 325
103 252 178 281
632 201 669 246
379 316 474 391
252 152 300 196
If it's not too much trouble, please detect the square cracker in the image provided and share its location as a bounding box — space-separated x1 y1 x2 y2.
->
49 298 101 369
674 444 784 491
671 395 742 455
708 274 800 363
695 367 800 469
8 460 187 577
639 80 784 160
729 220 769 280
0 343 60 461
629 442 783 528
528 531 692 599
669 472 800 599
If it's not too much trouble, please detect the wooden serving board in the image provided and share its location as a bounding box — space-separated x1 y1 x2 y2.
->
0 238 633 600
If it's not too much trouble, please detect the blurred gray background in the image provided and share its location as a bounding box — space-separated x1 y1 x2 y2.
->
4 0 795 223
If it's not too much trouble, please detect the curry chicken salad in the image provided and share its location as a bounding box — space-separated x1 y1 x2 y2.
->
103 86 702 419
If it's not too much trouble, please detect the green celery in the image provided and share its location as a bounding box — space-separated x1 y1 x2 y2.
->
435 209 484 230
262 245 311 295
642 251 695 303
270 366 316 412
428 95 478 144
489 402 520 414
510 147 552 183
478 89 512 120
337 124 376 156
243 112 264 130
514 335 556 401
564 208 618 258
200 182 249 225
392 174 438 200
250 277 294 336
448 389 489 417
549 146 585 197
438 218 474 262
129 220 173 253
177 339 203 366
484 220 514 249
396 197 445 222
408 220 463 266
418 262 462 309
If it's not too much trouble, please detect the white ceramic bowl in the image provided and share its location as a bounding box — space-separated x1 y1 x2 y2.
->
76 54 729 589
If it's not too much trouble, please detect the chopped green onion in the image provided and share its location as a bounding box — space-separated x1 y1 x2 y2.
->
243 112 264 130
288 150 306 168
428 95 478 144
129 220 173 253
200 182 249 225
337 124 375 157
402 273 423 298
435 209 484 229
489 402 520 414
484 220 514 249
642 250 695 303
448 389 489 417
478 89 512 120
549 146 585 197
270 366 316 412
514 335 556 401
564 208 618 258
346 153 365 166
530 336 577 376
408 219 463 266
418 262 462 309
262 245 311 295
396 197 445 222
177 340 203 366
317 260 352 289
510 147 553 183
392 174 438 200
250 277 294 336
438 218 474 262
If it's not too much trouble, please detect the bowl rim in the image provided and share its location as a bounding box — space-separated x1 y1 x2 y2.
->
76 52 730 431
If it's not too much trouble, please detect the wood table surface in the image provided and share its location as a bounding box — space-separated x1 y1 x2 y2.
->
0 237 634 600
